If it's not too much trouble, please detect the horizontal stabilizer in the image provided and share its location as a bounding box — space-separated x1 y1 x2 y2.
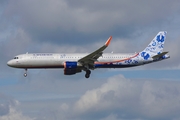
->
152 52 168 59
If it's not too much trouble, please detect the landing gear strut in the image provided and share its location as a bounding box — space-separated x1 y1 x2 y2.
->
24 69 27 77
85 70 91 78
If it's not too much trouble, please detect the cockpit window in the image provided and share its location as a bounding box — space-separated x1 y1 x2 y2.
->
14 57 19 59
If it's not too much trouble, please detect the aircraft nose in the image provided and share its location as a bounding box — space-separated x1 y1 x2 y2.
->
7 60 13 67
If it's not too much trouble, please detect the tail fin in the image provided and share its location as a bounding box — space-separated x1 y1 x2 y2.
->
140 31 167 60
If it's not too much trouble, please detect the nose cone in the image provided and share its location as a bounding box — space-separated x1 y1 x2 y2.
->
7 60 13 67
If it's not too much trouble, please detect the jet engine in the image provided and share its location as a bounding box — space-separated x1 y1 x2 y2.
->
64 61 82 75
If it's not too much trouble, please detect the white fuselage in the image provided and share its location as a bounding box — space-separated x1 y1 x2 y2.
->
7 53 145 69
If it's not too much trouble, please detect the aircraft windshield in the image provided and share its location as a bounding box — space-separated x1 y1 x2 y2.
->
14 57 19 59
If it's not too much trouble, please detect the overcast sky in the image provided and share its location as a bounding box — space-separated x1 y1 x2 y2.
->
1 0 180 120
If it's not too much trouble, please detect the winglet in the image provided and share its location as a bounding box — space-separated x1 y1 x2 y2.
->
105 36 112 46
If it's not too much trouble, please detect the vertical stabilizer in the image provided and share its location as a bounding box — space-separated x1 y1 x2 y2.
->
140 31 167 60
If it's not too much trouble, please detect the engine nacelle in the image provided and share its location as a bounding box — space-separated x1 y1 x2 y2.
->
64 61 78 69
64 61 82 75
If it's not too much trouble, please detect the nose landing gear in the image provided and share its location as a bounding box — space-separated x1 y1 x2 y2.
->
24 69 27 77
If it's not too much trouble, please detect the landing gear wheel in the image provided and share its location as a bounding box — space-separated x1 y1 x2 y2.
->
24 73 27 77
85 70 91 78
85 74 90 78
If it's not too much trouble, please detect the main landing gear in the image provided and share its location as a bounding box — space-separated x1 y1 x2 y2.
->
24 69 27 77
85 70 91 78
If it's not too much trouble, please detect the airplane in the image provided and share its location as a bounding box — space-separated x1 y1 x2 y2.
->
7 31 170 78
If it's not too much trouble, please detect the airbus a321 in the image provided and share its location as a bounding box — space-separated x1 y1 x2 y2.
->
7 31 170 78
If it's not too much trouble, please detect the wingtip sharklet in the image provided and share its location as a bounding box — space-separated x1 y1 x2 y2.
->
105 36 112 46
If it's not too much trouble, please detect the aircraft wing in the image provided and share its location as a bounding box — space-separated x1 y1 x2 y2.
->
78 36 112 68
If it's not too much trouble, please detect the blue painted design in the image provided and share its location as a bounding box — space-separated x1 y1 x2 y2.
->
133 60 138 64
156 35 164 43
125 60 129 63
162 55 166 59
141 52 150 60
145 48 150 51
152 41 156 46
128 59 132 63
118 62 123 65
141 52 145 57
142 32 166 58
161 44 164 48
144 54 150 60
